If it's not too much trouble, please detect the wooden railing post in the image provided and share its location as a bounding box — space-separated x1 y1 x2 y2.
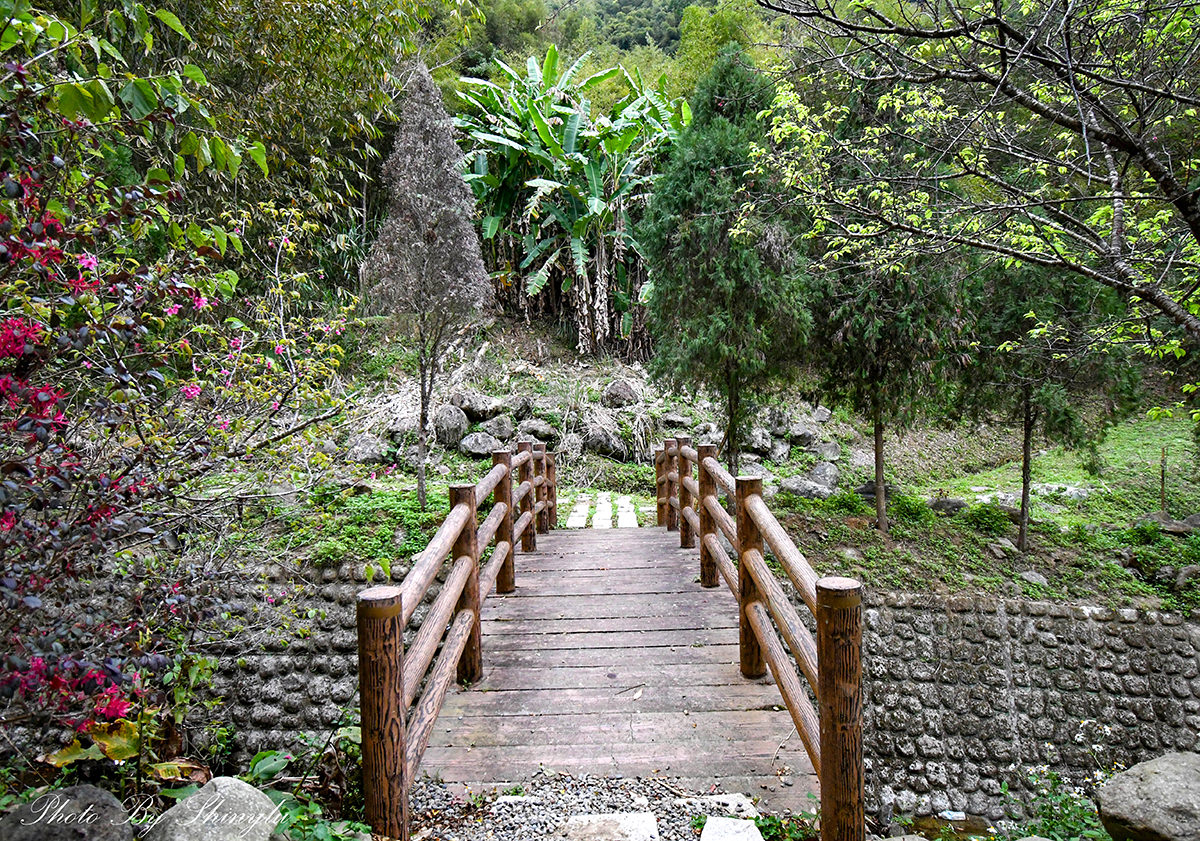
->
451 484 481 684
493 450 515 593
533 442 549 534
735 476 766 678
357 586 409 841
517 441 535 552
664 438 679 532
817 577 864 841
677 435 694 549
655 447 666 526
547 449 557 529
697 444 718 588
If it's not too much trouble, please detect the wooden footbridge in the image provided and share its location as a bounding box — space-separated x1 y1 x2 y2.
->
355 439 864 841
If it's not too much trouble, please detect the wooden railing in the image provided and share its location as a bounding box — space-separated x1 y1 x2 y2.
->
655 437 865 841
355 442 556 841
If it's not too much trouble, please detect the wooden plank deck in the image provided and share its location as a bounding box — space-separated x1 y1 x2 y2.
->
419 527 819 813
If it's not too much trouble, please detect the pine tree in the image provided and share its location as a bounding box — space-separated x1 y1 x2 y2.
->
640 48 810 474
363 60 491 509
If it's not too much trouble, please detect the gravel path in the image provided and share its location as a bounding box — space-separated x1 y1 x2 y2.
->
409 769 771 840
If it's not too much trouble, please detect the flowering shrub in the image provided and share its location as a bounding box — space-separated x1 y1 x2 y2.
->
0 0 350 743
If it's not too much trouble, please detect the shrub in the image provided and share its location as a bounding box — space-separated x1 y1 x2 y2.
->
891 493 935 525
962 502 1012 536
1123 520 1164 546
822 491 871 516
593 461 657 495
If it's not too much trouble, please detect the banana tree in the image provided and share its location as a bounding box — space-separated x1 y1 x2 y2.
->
456 45 690 356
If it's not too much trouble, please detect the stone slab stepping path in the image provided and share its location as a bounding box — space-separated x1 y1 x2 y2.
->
616 495 638 528
700 816 764 841
566 494 591 529
592 492 613 529
556 812 659 840
562 493 642 529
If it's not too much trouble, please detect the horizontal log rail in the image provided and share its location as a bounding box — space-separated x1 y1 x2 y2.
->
357 444 557 841
658 437 864 841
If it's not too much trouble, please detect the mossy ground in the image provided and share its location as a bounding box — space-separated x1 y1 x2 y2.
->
769 413 1200 612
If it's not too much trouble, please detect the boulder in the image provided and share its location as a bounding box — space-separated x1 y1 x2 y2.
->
738 461 774 482
808 461 840 489
1184 513 1200 528
812 441 841 462
518 418 560 444
1097 752 1200 841
387 413 418 441
346 432 389 464
769 439 791 463
510 395 535 421
584 425 627 460
433 404 469 447
759 406 791 437
145 776 279 841
930 497 968 516
460 431 502 458
812 405 833 423
746 427 774 455
662 411 692 428
787 423 817 447
601 379 639 408
450 390 503 421
0 784 132 841
1018 570 1048 586
483 414 514 441
855 480 894 500
1176 565 1200 592
780 476 833 500
694 422 722 447
1142 512 1194 536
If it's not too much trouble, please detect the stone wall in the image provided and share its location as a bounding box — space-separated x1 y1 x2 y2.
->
206 557 429 767
859 593 1200 822
209 582 1200 824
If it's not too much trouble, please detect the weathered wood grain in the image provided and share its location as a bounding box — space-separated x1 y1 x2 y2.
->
419 528 819 814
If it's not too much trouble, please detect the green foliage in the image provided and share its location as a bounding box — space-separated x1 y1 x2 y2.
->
891 494 935 526
591 461 657 494
1005 770 1111 841
1123 520 1164 546
820 491 871 516
283 487 445 574
456 44 690 354
642 49 808 469
961 503 1012 536
753 813 819 841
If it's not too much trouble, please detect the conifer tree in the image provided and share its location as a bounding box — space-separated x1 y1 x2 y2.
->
364 60 491 509
641 48 810 474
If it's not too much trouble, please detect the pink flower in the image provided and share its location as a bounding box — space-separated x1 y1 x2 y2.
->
180 384 201 400
274 344 285 355
165 304 181 316
192 295 210 310
78 253 99 271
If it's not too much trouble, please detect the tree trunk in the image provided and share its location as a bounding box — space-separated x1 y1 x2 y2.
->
417 405 428 511
873 393 887 534
1018 386 1034 552
726 379 740 477
417 354 431 511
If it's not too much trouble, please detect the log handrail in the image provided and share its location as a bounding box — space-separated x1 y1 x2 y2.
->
357 444 558 841
668 443 864 841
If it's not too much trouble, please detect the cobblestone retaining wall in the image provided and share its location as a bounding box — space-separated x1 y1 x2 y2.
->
860 593 1200 821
